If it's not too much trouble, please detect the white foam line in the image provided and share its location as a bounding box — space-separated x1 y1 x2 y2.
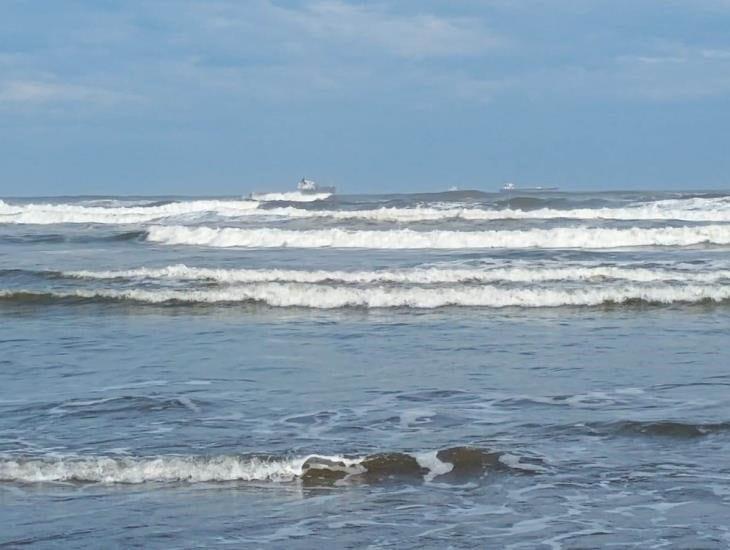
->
5 283 730 308
260 197 730 222
248 191 332 202
64 264 730 285
0 454 355 483
0 451 473 484
4 196 730 224
145 224 730 249
0 200 260 225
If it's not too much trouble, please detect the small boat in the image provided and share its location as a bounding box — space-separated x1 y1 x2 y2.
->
500 182 559 193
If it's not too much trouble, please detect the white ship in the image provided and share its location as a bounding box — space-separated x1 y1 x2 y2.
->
297 178 336 195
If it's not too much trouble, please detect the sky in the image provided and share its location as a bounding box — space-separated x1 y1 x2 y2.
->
2 0 730 196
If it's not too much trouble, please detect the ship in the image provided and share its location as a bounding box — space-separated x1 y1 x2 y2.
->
297 178 336 195
500 182 559 193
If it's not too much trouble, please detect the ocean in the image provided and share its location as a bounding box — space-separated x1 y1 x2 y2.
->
1 189 730 548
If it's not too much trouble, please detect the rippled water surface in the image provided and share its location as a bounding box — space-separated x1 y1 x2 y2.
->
2 190 730 548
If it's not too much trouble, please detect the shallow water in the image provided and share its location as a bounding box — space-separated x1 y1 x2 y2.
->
2 190 730 548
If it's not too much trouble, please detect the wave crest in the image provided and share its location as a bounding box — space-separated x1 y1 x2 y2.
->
146 225 730 249
249 191 333 202
4 196 730 225
0 447 523 485
64 264 730 285
265 197 730 222
2 284 730 308
0 199 259 225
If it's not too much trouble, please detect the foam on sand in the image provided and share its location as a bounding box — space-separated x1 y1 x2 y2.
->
145 224 730 249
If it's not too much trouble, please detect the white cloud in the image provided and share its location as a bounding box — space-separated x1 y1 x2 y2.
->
508 45 730 102
613 48 730 100
190 0 501 60
288 1 501 58
3 0 729 111
701 48 730 59
155 1 504 103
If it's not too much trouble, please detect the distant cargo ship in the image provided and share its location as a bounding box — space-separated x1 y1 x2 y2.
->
297 178 336 195
500 182 559 193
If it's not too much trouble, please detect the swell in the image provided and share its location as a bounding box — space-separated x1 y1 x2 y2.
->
592 420 730 438
0 269 65 283
2 284 730 308
145 225 730 249
44 395 203 416
0 447 534 485
0 230 145 245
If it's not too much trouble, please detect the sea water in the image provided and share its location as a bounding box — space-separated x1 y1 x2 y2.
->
1 190 730 548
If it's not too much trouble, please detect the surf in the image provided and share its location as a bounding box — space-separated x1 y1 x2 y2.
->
64 263 730 285
3 283 730 308
145 224 730 249
0 199 260 225
0 447 530 485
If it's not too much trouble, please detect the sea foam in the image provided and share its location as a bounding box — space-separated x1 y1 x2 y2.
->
248 191 333 202
261 197 730 223
145 224 730 249
65 264 730 285
4 196 730 224
3 283 729 308
0 199 260 225
0 447 509 484
0 454 351 483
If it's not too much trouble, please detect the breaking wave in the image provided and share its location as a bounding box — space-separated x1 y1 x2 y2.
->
0 199 259 225
248 191 333 202
0 447 530 484
3 284 730 308
4 196 730 225
146 224 730 249
65 264 730 285
262 197 730 222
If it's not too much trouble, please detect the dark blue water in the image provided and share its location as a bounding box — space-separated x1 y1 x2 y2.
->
2 191 730 548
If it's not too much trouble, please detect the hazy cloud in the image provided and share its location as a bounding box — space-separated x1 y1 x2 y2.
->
0 80 130 105
283 1 501 58
2 0 730 109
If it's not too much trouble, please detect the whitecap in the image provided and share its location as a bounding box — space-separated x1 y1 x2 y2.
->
145 224 730 250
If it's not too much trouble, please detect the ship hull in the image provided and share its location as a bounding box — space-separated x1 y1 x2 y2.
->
301 186 336 195
500 187 559 193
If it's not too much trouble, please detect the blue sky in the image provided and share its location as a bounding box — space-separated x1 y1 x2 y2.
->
2 0 730 195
